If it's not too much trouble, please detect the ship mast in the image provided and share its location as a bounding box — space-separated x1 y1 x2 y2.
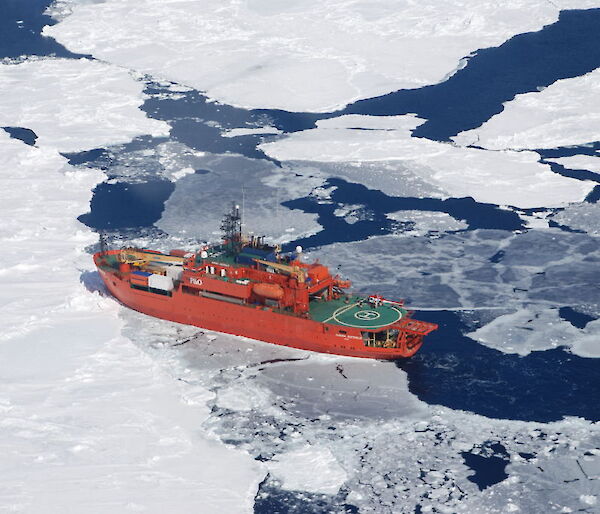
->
220 203 243 255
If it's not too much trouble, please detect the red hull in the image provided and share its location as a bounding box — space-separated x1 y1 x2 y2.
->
96 258 427 360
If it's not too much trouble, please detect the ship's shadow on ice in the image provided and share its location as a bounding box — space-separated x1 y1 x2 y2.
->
397 311 600 423
80 270 109 296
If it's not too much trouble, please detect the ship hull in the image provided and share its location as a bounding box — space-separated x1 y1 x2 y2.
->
96 265 422 360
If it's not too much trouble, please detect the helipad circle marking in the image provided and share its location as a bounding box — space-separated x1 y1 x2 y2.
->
329 304 403 329
354 310 381 320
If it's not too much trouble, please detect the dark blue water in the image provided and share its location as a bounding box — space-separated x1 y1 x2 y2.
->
559 306 596 329
0 0 89 59
283 178 525 250
461 442 509 490
397 311 600 423
538 158 600 183
143 82 289 161
2 126 37 146
339 9 600 141
586 185 600 203
254 478 357 514
536 142 600 159
62 147 112 168
79 180 175 229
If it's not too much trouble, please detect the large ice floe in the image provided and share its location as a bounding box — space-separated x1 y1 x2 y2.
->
156 153 324 244
454 68 600 151
259 114 594 207
0 58 169 152
45 0 599 111
0 59 262 511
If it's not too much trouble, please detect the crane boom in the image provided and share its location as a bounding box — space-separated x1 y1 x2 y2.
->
253 258 306 283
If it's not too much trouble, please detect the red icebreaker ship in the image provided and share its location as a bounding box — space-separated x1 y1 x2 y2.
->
94 205 437 359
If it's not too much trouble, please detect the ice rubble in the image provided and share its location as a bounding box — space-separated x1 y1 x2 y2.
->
553 201 600 235
386 210 469 234
0 58 168 152
45 0 598 111
454 68 600 151
157 153 324 244
259 114 594 208
120 309 600 513
310 228 600 357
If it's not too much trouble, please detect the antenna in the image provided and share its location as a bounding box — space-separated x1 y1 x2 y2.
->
220 202 242 254
242 187 245 229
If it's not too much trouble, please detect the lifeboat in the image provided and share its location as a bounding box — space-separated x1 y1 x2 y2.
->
253 282 284 300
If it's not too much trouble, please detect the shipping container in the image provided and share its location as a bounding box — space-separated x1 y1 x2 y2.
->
148 274 174 291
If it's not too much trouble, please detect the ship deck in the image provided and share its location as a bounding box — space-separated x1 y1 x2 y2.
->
308 297 405 330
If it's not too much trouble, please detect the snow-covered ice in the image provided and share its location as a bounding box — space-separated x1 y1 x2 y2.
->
45 0 598 111
0 58 169 152
260 115 594 207
0 132 263 512
547 154 600 174
454 68 600 151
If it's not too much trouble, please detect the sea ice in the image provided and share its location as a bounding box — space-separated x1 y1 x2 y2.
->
136 308 600 513
552 202 600 235
222 126 282 138
157 153 324 244
387 210 469 234
454 68 600 151
267 445 348 495
310 228 600 356
468 307 600 357
259 115 594 208
44 0 597 111
0 112 262 513
0 58 168 152
547 155 600 174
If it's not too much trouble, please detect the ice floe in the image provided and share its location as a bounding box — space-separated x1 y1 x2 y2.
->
44 0 597 111
387 210 469 234
454 68 600 150
468 307 600 357
547 154 600 174
0 58 168 152
222 126 282 138
267 445 348 495
157 153 324 244
260 115 594 208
